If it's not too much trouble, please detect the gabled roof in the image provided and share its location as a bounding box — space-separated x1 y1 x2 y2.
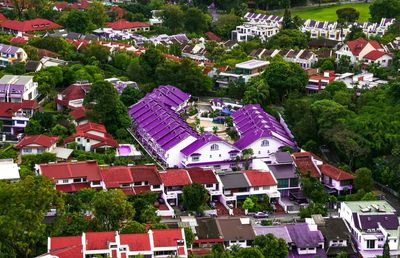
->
15 135 59 149
101 165 161 189
216 218 255 241
152 228 185 247
159 169 192 187
39 160 103 181
0 100 37 117
107 19 150 30
187 168 218 184
76 122 107 134
56 82 91 108
243 170 277 187
286 223 324 248
0 43 22 54
69 107 86 121
292 152 321 178
318 164 354 181
10 36 27 44
363 50 388 60
120 233 150 252
0 18 62 32
85 231 115 250
218 172 249 189
205 31 221 42
181 133 237 156
64 122 118 149
48 236 82 258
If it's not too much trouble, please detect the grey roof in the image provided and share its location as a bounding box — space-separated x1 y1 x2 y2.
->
268 164 297 179
317 218 351 240
66 32 81 40
25 60 41 72
216 218 255 241
218 172 249 189
0 75 33 85
195 218 221 240
275 151 293 164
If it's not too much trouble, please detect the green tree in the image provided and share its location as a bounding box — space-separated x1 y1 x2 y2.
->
182 183 209 212
81 43 110 64
184 227 195 248
60 10 94 34
369 0 400 22
382 239 390 258
282 9 296 29
242 197 255 214
243 77 270 107
120 221 146 234
354 167 374 192
60 212 92 236
24 119 44 135
84 80 131 135
238 247 264 258
346 26 367 41
336 251 348 258
87 1 108 28
320 59 335 72
120 86 143 107
91 189 135 231
160 5 184 33
253 234 288 258
184 7 210 34
336 8 360 23
214 12 242 39
266 29 309 49
299 202 328 218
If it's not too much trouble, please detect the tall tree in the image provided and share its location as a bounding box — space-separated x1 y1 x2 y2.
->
214 12 242 39
369 0 400 22
336 7 360 23
253 234 288 258
160 5 184 33
87 1 108 28
182 183 209 213
354 167 374 192
184 7 210 34
243 77 270 107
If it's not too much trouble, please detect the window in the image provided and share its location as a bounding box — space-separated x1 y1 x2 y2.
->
77 138 80 142
192 156 199 162
254 186 259 191
210 144 219 151
153 185 160 189
92 181 101 186
230 153 237 159
86 139 90 143
219 154 221 157
261 140 269 146
366 240 375 249
23 148 32 153
73 178 82 183
210 155 212 158
62 179 69 184
277 179 289 188
121 183 130 187
206 184 213 188
134 182 142 186
214 165 221 169
263 186 270 190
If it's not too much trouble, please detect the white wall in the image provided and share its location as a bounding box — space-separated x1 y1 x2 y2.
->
166 135 197 167
246 137 282 159
183 141 238 166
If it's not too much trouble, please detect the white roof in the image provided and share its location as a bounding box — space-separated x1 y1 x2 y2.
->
0 159 20 180
52 147 73 160
235 59 269 70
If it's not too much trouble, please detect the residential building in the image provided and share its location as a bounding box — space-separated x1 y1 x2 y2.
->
182 43 208 61
56 81 91 110
0 75 38 102
159 169 192 207
292 152 322 178
101 165 163 196
0 158 20 181
69 107 88 125
53 0 89 11
106 19 151 32
217 59 269 87
0 43 27 67
307 70 336 92
313 215 357 258
250 48 318 68
231 21 280 42
192 218 223 251
232 104 297 158
15 135 59 155
64 122 118 152
0 100 37 135
37 228 188 258
319 164 354 194
104 77 138 94
187 168 222 201
336 37 392 67
216 217 255 248
37 160 106 192
339 200 400 258
0 18 63 35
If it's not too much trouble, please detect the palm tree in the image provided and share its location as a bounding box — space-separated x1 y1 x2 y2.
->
199 127 205 134
243 78 270 107
212 126 218 134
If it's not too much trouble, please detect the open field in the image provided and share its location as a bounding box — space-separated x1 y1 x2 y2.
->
274 3 371 22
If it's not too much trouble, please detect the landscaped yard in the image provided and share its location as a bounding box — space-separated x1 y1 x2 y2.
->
274 3 371 22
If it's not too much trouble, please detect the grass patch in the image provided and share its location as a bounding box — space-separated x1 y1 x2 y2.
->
274 3 371 22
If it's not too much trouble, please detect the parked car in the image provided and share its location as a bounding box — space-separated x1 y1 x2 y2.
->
253 212 269 218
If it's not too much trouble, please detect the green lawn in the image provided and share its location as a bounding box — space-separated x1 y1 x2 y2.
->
274 3 371 22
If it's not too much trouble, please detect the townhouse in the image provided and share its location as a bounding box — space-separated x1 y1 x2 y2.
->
37 228 188 258
104 78 138 94
339 200 400 258
56 81 91 110
319 164 354 194
0 18 63 35
181 43 208 61
159 169 192 207
64 122 118 152
0 75 38 102
231 21 280 42
69 107 88 125
336 37 392 67
128 86 296 170
217 217 255 248
15 134 59 155
250 48 318 68
0 100 37 135
37 160 106 192
186 168 222 202
106 19 151 32
0 44 27 67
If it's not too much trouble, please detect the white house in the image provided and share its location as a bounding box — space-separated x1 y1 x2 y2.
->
15 135 59 155
217 60 269 87
0 43 27 67
0 75 38 102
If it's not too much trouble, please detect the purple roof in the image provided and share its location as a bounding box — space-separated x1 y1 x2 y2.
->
232 104 295 149
286 223 324 249
0 44 20 55
145 85 190 109
288 248 327 258
180 133 237 156
358 214 399 230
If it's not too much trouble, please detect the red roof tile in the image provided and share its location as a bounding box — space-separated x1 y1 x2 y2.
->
152 228 184 247
0 18 62 32
64 122 118 149
55 183 91 192
293 153 321 178
10 36 27 44
318 164 354 181
134 186 151 194
205 31 221 42
109 6 125 18
76 122 107 134
101 166 133 188
15 134 59 149
39 160 103 181
120 233 151 252
346 37 370 56
69 107 86 120
363 50 387 60
0 13 7 22
0 100 37 117
107 19 150 30
159 169 192 187
187 168 218 184
85 231 115 250
56 83 91 108
49 236 82 258
243 170 276 187
130 165 162 185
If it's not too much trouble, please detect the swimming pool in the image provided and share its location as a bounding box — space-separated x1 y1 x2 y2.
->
118 145 132 156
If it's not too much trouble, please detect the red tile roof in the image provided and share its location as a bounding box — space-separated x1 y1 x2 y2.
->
49 236 82 258
0 13 7 22
0 100 37 117
85 231 115 250
10 36 27 44
64 122 118 149
205 31 221 42
101 166 133 188
76 122 107 134
69 107 86 121
152 228 184 247
363 50 387 60
187 168 218 184
55 182 91 192
56 83 91 108
293 153 321 178
292 151 322 161
120 233 151 252
0 18 63 32
109 6 126 18
39 160 103 181
107 19 150 30
243 170 277 187
15 134 59 149
318 164 354 181
159 169 192 187
130 165 162 185
346 37 370 56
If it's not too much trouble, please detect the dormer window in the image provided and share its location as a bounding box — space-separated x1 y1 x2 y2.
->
261 140 269 146
210 144 219 151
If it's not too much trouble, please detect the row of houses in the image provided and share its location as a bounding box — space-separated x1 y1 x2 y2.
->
36 199 400 258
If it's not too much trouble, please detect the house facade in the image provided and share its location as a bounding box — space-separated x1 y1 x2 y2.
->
339 201 400 258
0 75 38 102
106 19 151 32
0 18 63 35
0 100 37 135
15 135 59 155
0 44 27 67
216 60 269 87
56 81 91 110
319 164 354 194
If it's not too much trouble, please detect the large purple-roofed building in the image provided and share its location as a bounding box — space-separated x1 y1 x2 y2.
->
128 86 296 169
